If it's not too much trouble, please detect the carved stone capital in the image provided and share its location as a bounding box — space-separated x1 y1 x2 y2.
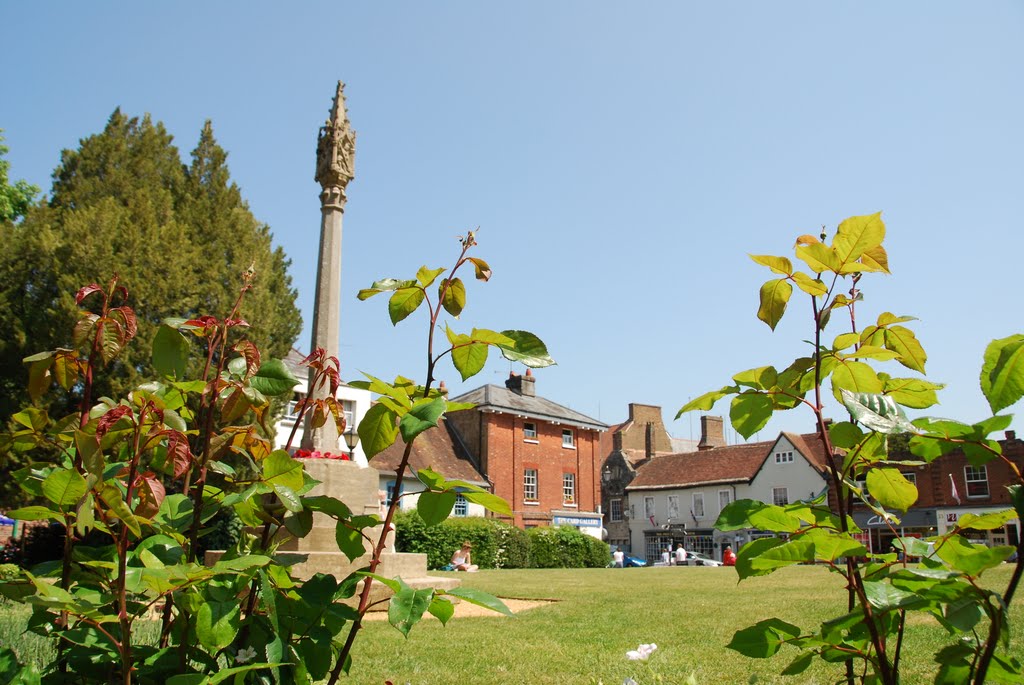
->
320 185 347 210
315 81 356 190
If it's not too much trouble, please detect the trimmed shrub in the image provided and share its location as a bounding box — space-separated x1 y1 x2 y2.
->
394 512 528 570
394 513 605 570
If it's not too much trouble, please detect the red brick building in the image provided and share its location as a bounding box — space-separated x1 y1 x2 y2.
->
446 371 607 533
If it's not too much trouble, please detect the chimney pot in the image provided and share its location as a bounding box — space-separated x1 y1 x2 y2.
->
1007 430 1017 441
698 415 726 450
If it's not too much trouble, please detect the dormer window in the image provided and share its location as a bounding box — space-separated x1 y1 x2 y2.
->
775 451 794 464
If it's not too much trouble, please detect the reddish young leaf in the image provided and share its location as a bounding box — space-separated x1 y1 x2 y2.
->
98 318 127 364
96 405 134 437
134 473 166 518
220 386 250 424
310 401 328 429
110 306 138 341
165 430 193 478
234 340 261 378
75 284 104 306
183 315 221 338
226 318 251 329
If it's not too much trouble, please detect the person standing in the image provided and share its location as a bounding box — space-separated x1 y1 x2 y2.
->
723 544 737 566
661 548 671 565
612 547 624 568
673 543 687 566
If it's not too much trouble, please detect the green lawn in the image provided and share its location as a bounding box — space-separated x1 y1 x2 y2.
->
3 565 1022 684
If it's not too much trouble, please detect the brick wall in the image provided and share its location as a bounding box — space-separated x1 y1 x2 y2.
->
479 413 601 528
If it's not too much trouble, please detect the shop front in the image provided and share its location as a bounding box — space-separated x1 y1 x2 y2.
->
850 509 938 554
937 507 1020 549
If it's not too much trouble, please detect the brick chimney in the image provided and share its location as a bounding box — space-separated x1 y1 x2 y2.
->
505 369 536 397
698 415 726 450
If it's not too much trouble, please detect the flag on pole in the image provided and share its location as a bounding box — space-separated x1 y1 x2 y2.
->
649 515 656 527
949 473 962 505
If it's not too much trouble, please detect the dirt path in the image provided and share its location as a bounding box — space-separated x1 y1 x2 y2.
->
363 598 553 621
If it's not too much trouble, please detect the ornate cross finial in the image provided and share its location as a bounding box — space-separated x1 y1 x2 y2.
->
315 80 356 191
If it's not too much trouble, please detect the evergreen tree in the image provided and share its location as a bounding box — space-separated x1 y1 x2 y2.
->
0 112 302 506
0 130 40 223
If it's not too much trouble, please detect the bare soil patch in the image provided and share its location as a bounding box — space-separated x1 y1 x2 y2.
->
363 597 554 621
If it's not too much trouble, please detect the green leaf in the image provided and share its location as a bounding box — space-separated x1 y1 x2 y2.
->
935 534 1015 575
443 587 513 617
358 403 399 460
841 390 916 434
882 377 944 409
733 366 777 390
866 468 918 512
747 505 802 534
834 212 885 264
795 243 841 274
335 522 367 562
389 579 435 638
715 499 768 531
862 580 919 611
734 537 785 579
388 287 425 325
749 254 792 275
42 469 87 508
250 358 299 396
467 257 492 281
884 325 927 374
439 277 466 317
497 330 555 368
399 396 446 443
98 485 141 536
781 652 815 676
427 597 455 625
195 601 241 653
957 510 1017 531
729 392 773 439
6 506 62 522
831 360 883 401
416 265 446 287
262 450 304 491
803 529 866 562
451 338 489 382
676 386 737 418
828 421 863 450
417 491 456 526
747 538 815 571
981 335 1024 413
756 278 792 330
727 618 801 658
152 324 189 379
462 490 513 517
791 272 827 296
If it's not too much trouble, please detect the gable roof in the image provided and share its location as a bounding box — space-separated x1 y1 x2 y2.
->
626 432 830 491
372 417 488 486
451 384 607 432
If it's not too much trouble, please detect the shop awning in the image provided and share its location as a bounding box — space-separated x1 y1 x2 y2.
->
851 508 937 529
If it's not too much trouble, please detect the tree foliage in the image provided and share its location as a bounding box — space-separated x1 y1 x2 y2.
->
0 130 39 224
0 112 301 507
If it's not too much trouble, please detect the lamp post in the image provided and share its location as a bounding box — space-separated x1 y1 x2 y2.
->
343 426 359 461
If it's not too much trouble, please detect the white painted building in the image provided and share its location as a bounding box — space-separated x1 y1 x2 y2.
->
625 425 831 563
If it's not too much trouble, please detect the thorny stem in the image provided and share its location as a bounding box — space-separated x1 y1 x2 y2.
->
328 237 475 685
811 293 895 685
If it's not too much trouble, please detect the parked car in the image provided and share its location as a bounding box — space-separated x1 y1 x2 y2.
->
624 554 647 568
688 552 723 567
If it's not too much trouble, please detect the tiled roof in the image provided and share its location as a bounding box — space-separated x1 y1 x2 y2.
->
451 384 607 431
371 418 488 486
626 432 830 490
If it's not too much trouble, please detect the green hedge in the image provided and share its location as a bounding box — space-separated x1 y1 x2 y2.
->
393 512 607 570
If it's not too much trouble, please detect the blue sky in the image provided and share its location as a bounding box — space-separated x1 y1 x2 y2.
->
2 2 1022 443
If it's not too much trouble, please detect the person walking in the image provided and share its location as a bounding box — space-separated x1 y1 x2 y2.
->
673 543 687 566
612 547 624 568
722 544 737 566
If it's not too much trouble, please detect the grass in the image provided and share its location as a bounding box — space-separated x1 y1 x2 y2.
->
2 566 1023 684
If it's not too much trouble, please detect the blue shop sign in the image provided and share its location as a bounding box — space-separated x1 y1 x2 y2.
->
553 515 601 528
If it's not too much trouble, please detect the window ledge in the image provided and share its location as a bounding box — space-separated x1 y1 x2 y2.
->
562 445 576 450
524 501 540 506
524 438 539 444
563 503 577 508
